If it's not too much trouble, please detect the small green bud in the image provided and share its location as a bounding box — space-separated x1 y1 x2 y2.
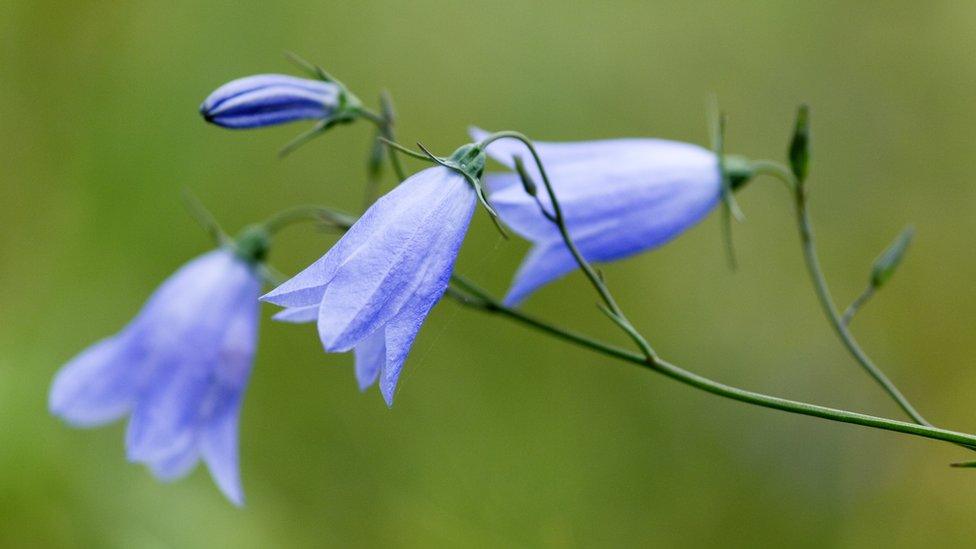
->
512 155 538 197
789 104 810 184
870 225 914 289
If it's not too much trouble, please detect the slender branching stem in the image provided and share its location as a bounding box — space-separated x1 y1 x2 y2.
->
447 275 976 448
749 160 930 427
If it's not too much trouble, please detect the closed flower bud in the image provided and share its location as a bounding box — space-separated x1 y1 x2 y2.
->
200 74 340 129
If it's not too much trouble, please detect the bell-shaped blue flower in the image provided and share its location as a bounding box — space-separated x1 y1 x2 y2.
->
262 166 477 406
49 249 262 505
470 128 723 306
201 74 340 129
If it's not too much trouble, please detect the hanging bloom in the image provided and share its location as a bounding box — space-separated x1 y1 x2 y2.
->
470 127 727 306
200 74 341 129
263 165 478 406
49 249 262 506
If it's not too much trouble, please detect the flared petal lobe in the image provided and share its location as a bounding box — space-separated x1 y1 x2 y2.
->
49 334 142 427
49 250 262 505
201 74 340 129
265 166 477 405
354 331 386 392
470 128 723 305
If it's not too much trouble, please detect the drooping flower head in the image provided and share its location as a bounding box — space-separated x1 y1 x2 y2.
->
263 156 481 406
49 234 267 505
471 127 741 306
200 74 341 129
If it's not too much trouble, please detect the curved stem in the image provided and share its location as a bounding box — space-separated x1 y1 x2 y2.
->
448 275 976 448
477 130 657 360
842 285 876 326
751 161 929 426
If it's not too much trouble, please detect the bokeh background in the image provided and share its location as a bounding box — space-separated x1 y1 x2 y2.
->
3 1 976 546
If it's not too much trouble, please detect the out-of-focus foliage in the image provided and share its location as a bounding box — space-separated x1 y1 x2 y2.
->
3 1 976 546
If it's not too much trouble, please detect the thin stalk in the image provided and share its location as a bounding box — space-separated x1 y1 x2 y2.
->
476 130 657 360
448 275 976 447
842 285 876 326
750 160 929 426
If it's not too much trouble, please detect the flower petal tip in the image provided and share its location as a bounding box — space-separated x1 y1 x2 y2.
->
468 126 489 142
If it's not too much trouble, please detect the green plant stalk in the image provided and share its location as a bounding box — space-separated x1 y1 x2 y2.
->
448 275 976 447
842 284 876 326
476 130 657 360
750 160 929 426
464 132 974 449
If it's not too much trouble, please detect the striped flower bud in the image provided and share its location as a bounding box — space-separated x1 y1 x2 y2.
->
200 74 340 129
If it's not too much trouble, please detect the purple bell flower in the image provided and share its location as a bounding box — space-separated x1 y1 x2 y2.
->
263 166 477 406
200 74 340 129
470 127 724 306
49 249 262 505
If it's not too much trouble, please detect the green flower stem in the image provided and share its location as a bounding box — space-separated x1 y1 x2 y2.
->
842 284 876 326
749 160 930 427
476 130 657 360
463 132 976 448
448 275 976 448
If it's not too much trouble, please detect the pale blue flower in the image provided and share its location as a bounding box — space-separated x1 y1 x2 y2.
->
49 250 261 506
470 128 723 306
200 74 340 129
263 166 477 406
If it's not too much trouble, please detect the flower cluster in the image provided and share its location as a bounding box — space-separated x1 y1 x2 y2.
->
49 61 751 505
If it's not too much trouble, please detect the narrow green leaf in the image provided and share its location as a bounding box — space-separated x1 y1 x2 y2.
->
870 225 915 288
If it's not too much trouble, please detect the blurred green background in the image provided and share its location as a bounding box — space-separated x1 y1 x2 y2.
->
3 1 976 546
